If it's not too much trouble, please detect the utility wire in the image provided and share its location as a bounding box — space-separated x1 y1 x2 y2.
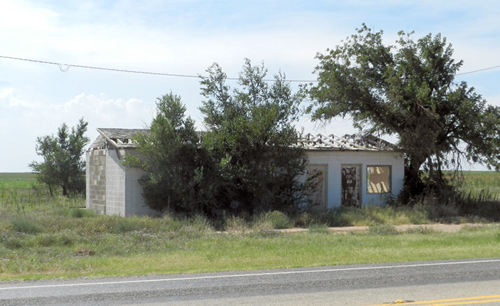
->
0 55 313 83
0 54 498 81
456 65 500 75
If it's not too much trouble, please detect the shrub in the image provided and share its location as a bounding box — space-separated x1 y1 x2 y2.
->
294 212 314 227
71 208 96 218
257 211 292 229
110 217 145 234
10 219 41 234
225 216 250 233
0 234 23 249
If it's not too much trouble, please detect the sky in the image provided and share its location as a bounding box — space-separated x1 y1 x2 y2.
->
0 0 499 172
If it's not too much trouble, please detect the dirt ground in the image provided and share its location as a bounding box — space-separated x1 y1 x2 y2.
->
280 223 492 234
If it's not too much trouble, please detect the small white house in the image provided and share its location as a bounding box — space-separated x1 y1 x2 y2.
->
86 128 404 216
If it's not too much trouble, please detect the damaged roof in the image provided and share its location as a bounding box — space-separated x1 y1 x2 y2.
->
89 128 149 150
89 128 398 152
298 133 398 151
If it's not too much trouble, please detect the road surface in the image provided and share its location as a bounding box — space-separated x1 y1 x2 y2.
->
1 258 499 305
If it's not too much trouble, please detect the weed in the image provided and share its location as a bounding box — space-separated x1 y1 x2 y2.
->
71 208 96 218
10 219 41 234
294 212 313 227
255 211 291 229
225 216 250 233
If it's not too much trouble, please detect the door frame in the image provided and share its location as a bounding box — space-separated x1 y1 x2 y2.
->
341 164 362 208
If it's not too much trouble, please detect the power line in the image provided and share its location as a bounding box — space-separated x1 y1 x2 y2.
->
0 55 314 83
0 54 499 81
456 65 500 75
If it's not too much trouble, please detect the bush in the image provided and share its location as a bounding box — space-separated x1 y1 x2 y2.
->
10 219 41 234
71 208 96 218
225 216 250 233
33 232 77 247
110 217 145 234
0 234 23 249
257 211 292 229
294 212 314 227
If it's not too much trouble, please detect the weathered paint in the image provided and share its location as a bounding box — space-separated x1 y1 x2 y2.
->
306 151 404 208
86 141 404 216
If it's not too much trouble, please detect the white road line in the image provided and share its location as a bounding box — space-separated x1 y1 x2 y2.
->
0 259 499 291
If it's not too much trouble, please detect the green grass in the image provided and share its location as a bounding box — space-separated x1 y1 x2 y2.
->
0 218 498 281
0 172 37 189
449 171 500 198
0 171 498 281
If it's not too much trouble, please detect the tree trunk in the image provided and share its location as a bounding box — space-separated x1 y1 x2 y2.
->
48 184 53 197
402 156 425 203
62 185 67 196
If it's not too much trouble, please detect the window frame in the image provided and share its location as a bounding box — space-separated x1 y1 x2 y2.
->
366 165 392 194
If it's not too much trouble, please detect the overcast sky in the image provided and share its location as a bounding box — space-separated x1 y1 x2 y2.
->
1 0 499 172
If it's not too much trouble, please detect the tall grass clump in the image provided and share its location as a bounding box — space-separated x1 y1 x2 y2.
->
10 219 42 234
71 208 96 218
254 211 292 229
410 187 500 223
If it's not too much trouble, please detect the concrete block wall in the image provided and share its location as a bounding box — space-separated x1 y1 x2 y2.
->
306 151 404 208
105 150 126 216
125 167 158 216
86 150 107 215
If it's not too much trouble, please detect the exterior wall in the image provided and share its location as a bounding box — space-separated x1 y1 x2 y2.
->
105 149 126 216
86 149 107 215
306 151 404 208
124 167 157 216
86 146 405 216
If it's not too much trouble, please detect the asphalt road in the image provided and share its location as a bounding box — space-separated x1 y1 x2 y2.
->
1 258 500 305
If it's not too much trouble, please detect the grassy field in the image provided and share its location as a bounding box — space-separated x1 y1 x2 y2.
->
0 171 498 281
456 171 500 197
0 173 37 189
0 213 498 281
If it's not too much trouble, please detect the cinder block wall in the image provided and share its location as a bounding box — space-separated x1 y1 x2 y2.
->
86 150 107 214
125 167 158 216
105 150 126 216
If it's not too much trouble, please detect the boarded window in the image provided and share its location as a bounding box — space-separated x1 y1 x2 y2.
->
367 166 391 194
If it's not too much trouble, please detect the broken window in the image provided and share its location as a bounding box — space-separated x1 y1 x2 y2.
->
367 166 391 194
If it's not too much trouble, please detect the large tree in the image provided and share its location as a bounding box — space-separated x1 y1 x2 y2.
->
200 59 309 215
307 25 500 197
126 93 215 215
130 61 311 218
30 119 89 196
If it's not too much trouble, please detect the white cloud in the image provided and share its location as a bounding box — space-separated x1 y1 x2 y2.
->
0 88 154 171
0 0 498 172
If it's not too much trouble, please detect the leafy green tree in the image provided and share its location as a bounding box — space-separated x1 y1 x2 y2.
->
132 62 312 219
200 59 309 215
127 93 215 215
30 119 89 196
307 25 500 198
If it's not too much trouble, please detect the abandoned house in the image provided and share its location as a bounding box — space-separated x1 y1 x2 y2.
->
86 128 404 216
